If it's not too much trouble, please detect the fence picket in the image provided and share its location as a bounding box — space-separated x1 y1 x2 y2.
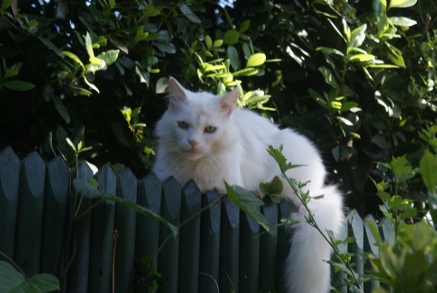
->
40 156 69 277
219 200 240 292
364 215 380 291
158 176 181 293
239 209 260 292
348 210 364 290
379 217 395 245
137 172 162 260
14 152 45 277
198 189 221 292
333 216 349 293
277 199 295 288
0 147 20 260
114 168 138 293
259 202 278 292
178 180 201 292
88 164 116 292
67 161 94 293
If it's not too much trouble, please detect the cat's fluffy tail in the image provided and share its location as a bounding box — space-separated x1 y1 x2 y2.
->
283 185 344 293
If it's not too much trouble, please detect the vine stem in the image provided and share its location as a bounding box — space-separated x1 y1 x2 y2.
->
152 194 226 261
0 251 27 279
280 168 364 292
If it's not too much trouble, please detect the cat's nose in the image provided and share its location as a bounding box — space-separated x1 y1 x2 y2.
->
188 140 199 147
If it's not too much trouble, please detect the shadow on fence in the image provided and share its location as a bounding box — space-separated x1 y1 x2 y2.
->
0 147 395 292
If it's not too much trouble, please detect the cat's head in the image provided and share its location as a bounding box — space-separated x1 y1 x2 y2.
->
156 77 239 161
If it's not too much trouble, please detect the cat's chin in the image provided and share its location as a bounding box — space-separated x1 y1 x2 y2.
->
184 149 206 161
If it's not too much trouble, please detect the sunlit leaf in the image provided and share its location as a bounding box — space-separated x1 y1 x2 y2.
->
350 24 367 48
97 49 119 66
336 116 353 126
84 32 94 59
62 51 85 69
348 54 376 62
388 0 417 9
420 150 437 194
383 42 405 68
246 53 266 68
389 16 417 27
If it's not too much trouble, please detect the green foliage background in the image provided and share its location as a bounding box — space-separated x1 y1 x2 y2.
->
0 0 436 215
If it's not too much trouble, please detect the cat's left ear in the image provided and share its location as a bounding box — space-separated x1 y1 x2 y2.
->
167 77 187 110
220 88 239 116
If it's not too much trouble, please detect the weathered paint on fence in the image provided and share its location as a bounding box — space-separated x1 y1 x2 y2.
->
0 147 396 292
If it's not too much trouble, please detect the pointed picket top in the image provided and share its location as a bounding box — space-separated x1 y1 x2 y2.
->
0 146 20 200
162 176 182 219
347 210 364 250
379 217 395 245
364 214 379 255
204 189 221 233
262 203 278 236
182 179 201 216
0 146 20 260
138 171 162 212
21 152 46 198
46 156 69 203
117 167 137 201
96 164 117 194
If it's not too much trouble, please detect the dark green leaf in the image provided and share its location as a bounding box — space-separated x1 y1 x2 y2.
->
179 4 201 24
223 29 240 45
38 36 63 57
25 274 60 291
1 0 13 10
239 19 250 33
2 80 35 91
259 176 283 196
52 95 71 124
0 261 25 292
143 5 160 17
225 181 269 231
227 45 239 71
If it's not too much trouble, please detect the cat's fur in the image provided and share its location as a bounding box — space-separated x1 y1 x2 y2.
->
153 77 344 293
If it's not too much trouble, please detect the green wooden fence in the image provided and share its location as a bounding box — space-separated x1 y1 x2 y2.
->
0 146 395 292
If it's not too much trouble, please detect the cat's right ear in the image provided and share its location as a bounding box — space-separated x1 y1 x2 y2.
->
167 77 187 110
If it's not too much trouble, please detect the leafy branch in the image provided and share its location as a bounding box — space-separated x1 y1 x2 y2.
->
267 145 364 292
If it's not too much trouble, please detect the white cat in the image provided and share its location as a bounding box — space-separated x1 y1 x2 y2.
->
153 77 344 293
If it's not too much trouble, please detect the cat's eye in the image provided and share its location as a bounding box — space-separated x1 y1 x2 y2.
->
204 126 217 133
178 121 189 129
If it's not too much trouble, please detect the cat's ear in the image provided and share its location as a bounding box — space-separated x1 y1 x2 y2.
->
167 77 187 110
219 88 239 116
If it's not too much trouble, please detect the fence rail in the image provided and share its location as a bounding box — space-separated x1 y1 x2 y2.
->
0 147 395 292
